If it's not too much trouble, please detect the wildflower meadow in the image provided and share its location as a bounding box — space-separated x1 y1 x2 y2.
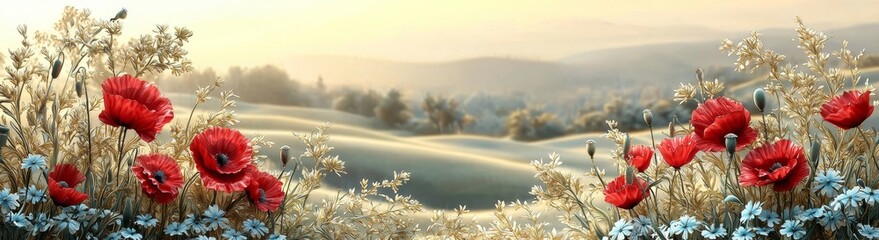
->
2 6 879 240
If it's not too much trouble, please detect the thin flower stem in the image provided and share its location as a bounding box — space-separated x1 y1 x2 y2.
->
178 172 201 220
677 170 690 214
113 127 128 187
224 193 247 213
649 126 659 165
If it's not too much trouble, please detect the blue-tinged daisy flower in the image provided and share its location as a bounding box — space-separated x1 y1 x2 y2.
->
7 212 31 229
819 209 845 231
120 228 142 240
0 188 21 213
268 234 287 240
833 187 867 210
135 214 158 228
812 169 844 196
753 227 772 236
700 224 727 239
222 229 247 240
54 212 80 234
31 213 52 236
859 224 879 239
24 186 47 204
669 215 700 240
632 215 653 237
782 205 804 220
64 204 89 219
184 213 208 234
758 210 780 227
242 219 269 238
864 187 879 205
797 207 825 221
731 227 755 240
780 220 805 239
195 236 217 240
652 225 673 240
201 205 231 230
21 154 47 171
607 219 633 240
740 201 762 223
164 222 188 236
106 232 123 240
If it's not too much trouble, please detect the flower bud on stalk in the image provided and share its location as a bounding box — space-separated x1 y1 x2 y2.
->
642 109 653 128
753 88 766 113
279 145 291 167
725 133 738 156
75 80 84 97
810 140 821 165
51 59 62 79
696 68 704 83
0 124 8 163
668 122 675 137
586 140 596 159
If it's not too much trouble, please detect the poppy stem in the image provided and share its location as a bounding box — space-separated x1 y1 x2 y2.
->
649 125 659 165
178 172 201 220
760 111 770 142
224 192 247 213
677 170 689 214
114 127 128 188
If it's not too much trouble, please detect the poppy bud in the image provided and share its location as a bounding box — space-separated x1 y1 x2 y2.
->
51 59 62 79
696 68 704 83
0 125 7 164
668 122 676 136
642 109 653 127
753 88 766 112
75 80 84 97
279 145 291 166
111 8 128 21
724 133 738 156
622 134 631 157
810 140 821 164
586 140 596 159
122 198 133 226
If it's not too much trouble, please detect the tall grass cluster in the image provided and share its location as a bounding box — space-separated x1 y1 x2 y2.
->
2 7 878 240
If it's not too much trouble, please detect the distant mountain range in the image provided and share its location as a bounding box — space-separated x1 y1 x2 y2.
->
282 23 879 98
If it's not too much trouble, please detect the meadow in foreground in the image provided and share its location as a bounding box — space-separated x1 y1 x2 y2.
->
1 6 878 240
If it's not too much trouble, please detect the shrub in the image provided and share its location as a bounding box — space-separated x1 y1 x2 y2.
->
375 89 412 128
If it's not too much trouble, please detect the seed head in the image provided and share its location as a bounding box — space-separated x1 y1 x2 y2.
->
753 88 766 112
724 133 738 156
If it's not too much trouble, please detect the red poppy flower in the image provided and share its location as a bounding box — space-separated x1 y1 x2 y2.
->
820 90 874 130
739 139 810 192
132 154 185 204
603 175 650 210
246 171 285 212
190 127 256 192
690 97 757 152
626 145 653 172
659 134 700 169
99 75 174 143
47 164 88 207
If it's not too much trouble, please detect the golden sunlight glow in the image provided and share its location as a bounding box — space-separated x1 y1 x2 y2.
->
1 0 877 70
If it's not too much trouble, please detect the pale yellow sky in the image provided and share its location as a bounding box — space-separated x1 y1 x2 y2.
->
1 0 878 70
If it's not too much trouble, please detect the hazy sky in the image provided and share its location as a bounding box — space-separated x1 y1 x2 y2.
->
1 0 878 70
